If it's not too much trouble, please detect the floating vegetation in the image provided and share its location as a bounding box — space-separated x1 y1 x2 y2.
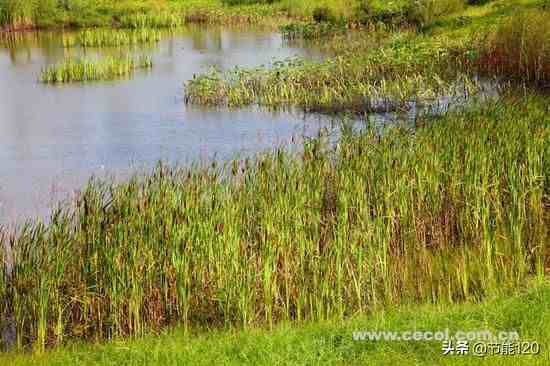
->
39 56 153 83
0 97 548 350
62 28 162 48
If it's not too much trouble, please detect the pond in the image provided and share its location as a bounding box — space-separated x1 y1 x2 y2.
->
0 26 332 224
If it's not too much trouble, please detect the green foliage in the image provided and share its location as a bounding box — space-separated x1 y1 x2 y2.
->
3 283 550 365
467 0 492 4
39 56 153 83
0 0 34 30
312 6 335 23
119 12 184 29
405 0 466 27
280 21 347 39
222 0 279 5
475 9 550 86
185 31 478 113
62 28 162 48
0 97 548 350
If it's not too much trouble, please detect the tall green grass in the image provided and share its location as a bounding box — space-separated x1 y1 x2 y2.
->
185 32 479 113
475 9 550 87
0 0 34 30
4 283 550 365
0 0 170 29
280 21 348 40
119 12 184 29
39 56 153 83
62 29 162 48
1 97 548 351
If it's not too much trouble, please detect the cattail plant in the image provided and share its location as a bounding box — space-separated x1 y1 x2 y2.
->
0 97 548 350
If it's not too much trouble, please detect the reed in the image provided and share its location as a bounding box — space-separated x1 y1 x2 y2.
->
0 96 548 350
0 0 34 31
185 31 479 113
475 9 550 87
39 56 153 83
119 12 184 29
62 29 162 48
280 21 347 40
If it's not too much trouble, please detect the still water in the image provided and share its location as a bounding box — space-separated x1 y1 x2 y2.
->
0 26 330 223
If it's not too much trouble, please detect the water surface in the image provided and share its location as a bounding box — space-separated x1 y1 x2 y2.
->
0 26 330 223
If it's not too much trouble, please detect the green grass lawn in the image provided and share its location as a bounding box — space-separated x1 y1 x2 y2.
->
2 281 549 365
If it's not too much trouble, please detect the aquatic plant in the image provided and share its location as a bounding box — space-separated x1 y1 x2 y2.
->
185 32 480 114
0 0 34 31
39 56 153 83
0 97 548 350
62 29 162 48
280 21 347 40
119 12 184 29
475 9 550 87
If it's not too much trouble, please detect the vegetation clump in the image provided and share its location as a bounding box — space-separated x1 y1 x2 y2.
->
475 10 550 87
39 55 153 83
185 33 480 114
312 6 335 23
118 12 184 29
62 28 162 48
280 21 347 39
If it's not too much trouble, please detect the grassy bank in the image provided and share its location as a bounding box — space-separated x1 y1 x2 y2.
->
1 96 548 351
0 0 351 31
2 281 549 365
3 0 538 31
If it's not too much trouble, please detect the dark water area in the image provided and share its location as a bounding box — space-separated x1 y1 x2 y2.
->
0 26 333 224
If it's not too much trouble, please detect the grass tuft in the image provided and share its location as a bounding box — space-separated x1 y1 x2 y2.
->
39 56 153 83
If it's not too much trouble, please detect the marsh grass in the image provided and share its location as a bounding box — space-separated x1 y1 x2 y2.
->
475 10 550 87
39 56 153 83
119 12 184 29
0 97 548 351
62 29 162 48
0 0 34 31
280 21 347 39
185 33 480 114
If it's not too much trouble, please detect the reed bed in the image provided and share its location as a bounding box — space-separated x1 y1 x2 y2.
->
185 33 478 113
62 29 162 48
39 56 153 83
119 12 184 29
280 21 348 40
0 97 548 351
475 9 550 87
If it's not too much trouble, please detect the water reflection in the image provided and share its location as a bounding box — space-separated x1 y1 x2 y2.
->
0 26 328 223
